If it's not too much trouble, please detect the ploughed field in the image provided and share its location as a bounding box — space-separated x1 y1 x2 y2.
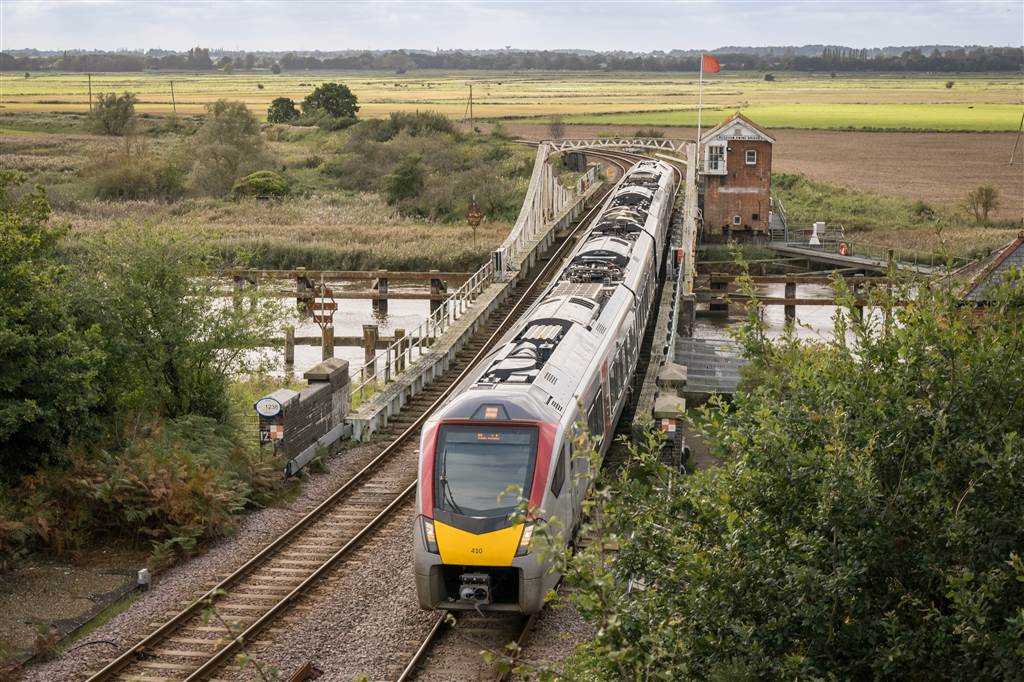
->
1 70 1021 131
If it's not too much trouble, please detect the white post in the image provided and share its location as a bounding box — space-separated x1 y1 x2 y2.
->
696 54 704 171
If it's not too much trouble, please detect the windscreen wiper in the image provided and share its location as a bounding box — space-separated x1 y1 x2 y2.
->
440 448 466 515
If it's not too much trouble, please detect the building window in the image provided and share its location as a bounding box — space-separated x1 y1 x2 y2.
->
752 212 760 221
745 149 757 165
706 144 725 172
732 215 742 226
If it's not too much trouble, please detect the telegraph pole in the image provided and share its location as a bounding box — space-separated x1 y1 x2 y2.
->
170 80 177 114
87 73 93 112
469 84 474 132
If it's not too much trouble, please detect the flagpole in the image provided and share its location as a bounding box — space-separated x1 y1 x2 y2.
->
696 53 704 170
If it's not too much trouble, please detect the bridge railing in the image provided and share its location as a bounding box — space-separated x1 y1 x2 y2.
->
351 260 495 404
549 138 683 153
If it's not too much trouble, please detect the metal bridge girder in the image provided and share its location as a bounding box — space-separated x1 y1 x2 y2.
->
548 138 682 153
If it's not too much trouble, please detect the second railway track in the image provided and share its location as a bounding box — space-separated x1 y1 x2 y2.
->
83 150 634 682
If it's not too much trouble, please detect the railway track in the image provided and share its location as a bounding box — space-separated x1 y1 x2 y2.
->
82 151 633 682
394 152 683 682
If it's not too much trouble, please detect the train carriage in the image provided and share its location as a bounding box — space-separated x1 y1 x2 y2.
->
414 160 678 613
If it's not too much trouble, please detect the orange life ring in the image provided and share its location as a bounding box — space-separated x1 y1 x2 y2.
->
838 242 850 256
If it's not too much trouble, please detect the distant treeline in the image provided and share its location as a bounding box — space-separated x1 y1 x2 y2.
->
2 45 1022 73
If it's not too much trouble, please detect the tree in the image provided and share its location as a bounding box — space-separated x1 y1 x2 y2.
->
69 223 275 420
521 273 1024 681
383 156 425 204
548 115 564 140
190 100 268 196
266 97 299 123
91 91 137 136
270 62 281 75
302 82 359 119
965 184 1000 223
0 172 103 477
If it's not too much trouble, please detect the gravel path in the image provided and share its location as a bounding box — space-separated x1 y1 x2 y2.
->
18 441 390 682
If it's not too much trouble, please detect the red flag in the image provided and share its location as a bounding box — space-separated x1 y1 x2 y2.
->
702 54 721 73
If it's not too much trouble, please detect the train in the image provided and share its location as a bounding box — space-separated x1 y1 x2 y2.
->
414 159 678 614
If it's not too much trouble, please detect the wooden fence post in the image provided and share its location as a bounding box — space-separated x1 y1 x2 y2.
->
284 326 295 367
322 325 334 360
363 324 378 376
394 328 406 372
784 278 796 325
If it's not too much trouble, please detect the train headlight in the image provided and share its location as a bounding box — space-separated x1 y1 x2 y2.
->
421 516 439 554
515 522 535 557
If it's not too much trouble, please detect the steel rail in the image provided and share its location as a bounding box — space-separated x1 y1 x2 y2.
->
86 149 633 682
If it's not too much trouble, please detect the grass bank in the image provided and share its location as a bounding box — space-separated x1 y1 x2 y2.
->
772 173 1021 260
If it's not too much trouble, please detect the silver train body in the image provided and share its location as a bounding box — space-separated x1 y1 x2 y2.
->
414 159 678 613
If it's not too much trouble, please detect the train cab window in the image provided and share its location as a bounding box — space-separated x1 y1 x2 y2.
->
435 425 537 517
550 447 566 497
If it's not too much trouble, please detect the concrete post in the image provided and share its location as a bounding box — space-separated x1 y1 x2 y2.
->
784 278 797 325
284 325 295 367
394 329 406 372
362 324 378 376
322 325 334 360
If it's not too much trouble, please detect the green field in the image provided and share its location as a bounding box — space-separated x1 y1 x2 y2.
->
1 70 1020 131
555 103 1022 131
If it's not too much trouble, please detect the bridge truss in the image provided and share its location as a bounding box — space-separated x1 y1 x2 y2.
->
548 138 687 154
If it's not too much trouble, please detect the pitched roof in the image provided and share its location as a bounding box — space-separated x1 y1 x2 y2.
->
962 233 1024 302
700 111 775 144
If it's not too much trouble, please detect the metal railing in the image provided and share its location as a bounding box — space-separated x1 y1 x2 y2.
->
776 225 968 271
350 259 495 404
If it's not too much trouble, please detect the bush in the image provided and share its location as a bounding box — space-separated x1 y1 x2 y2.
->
3 416 280 566
91 155 187 200
946 80 955 88
383 156 425 204
302 82 359 119
190 99 269 196
91 91 137 136
912 199 937 220
0 172 103 477
965 184 1000 223
69 223 275 420
543 273 1024 681
267 96 299 123
232 170 290 198
764 72 776 81
634 128 665 138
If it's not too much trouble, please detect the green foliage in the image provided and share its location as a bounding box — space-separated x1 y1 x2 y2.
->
6 416 280 565
231 170 290 198
302 82 360 119
91 91 137 136
322 114 531 222
383 156 425 204
91 153 188 201
270 62 281 74
67 222 276 420
773 172 953 231
266 96 299 123
965 184 1000 223
544 273 1024 680
0 171 104 477
190 99 269 196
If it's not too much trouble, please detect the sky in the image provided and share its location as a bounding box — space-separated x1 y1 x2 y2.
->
2 0 1022 52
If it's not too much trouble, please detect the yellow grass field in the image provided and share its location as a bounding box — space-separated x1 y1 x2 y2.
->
1 70 1021 130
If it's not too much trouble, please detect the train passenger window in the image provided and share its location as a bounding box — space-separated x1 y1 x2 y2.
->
586 389 605 441
550 448 566 497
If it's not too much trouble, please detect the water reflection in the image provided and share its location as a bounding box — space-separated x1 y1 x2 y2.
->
695 283 875 344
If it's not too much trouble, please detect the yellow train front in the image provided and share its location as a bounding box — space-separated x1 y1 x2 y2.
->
413 397 569 614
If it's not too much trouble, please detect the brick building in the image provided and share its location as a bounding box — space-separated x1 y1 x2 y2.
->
699 112 774 241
